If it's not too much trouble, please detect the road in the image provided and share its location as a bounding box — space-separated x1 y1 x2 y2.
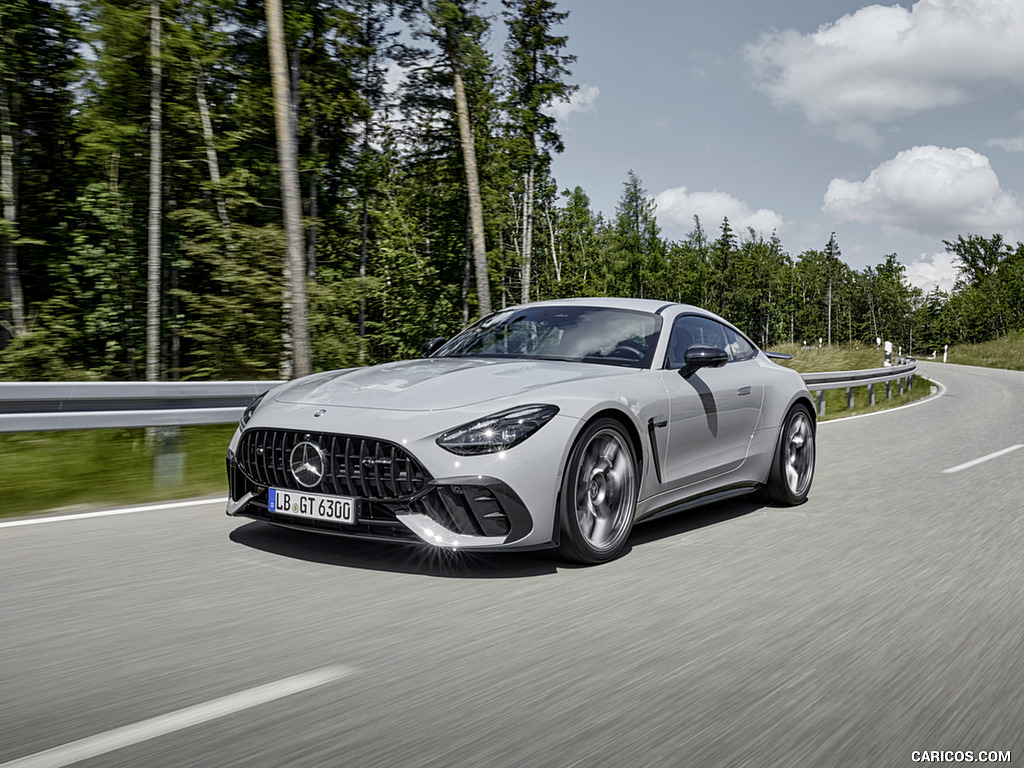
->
1 361 1022 768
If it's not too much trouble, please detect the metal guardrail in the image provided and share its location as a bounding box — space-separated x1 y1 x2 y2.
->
0 359 917 432
0 381 283 433
802 360 917 415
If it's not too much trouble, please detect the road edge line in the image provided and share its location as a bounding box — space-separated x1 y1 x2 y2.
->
0 666 353 768
0 497 227 529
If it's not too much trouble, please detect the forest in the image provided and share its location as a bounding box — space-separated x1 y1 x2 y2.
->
2 0 1023 382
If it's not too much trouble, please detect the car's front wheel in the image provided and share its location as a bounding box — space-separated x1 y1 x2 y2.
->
557 418 638 564
761 403 815 505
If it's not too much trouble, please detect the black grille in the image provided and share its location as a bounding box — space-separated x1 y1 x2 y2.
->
229 430 533 546
236 428 431 500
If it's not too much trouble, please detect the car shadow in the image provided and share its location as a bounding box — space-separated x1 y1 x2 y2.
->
229 521 559 578
627 496 768 548
228 496 768 579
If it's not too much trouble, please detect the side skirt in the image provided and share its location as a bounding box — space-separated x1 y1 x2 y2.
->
635 483 760 525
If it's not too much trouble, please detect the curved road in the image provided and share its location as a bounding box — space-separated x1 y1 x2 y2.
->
1 361 1022 767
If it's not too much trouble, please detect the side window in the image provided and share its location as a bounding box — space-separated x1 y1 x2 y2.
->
723 327 756 362
666 316 755 367
666 315 725 368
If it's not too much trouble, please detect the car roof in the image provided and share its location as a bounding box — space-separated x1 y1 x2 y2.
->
507 297 703 315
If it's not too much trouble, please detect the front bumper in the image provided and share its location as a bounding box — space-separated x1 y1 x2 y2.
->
226 427 542 549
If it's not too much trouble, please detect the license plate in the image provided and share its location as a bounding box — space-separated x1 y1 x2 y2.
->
268 488 356 524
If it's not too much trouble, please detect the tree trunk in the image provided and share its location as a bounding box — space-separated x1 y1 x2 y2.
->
307 104 319 280
463 209 471 325
266 0 310 378
307 6 324 283
146 0 162 381
194 60 230 229
519 161 534 304
451 64 490 317
0 76 25 341
868 288 879 341
827 278 832 346
359 196 367 363
546 203 560 284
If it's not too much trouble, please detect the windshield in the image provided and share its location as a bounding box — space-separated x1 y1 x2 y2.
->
434 306 662 368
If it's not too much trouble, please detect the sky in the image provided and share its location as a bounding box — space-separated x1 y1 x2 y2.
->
502 0 1024 294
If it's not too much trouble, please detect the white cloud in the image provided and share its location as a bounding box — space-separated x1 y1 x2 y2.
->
545 85 599 122
822 145 1024 238
988 135 1024 153
904 251 958 294
988 112 1024 152
654 187 784 238
746 0 1024 147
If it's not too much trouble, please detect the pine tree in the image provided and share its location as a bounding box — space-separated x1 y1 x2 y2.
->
266 0 310 378
608 170 662 299
1 0 79 349
501 0 575 304
707 217 736 316
823 232 842 345
146 0 162 380
553 186 603 296
425 0 493 316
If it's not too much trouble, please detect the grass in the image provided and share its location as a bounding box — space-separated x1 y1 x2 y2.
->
0 424 236 519
767 342 934 422
943 331 1024 372
1 343 937 518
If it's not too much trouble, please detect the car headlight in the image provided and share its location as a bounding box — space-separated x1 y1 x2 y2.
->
239 391 268 428
436 404 560 456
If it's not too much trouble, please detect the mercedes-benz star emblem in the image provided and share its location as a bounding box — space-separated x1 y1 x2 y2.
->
289 441 326 488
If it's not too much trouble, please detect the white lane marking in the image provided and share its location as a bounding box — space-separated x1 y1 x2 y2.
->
942 445 1024 474
820 377 946 424
0 666 352 768
0 497 227 529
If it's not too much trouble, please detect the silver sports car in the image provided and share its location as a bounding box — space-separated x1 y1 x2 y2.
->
226 298 815 563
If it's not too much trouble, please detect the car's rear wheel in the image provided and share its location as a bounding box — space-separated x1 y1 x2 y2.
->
761 403 815 505
557 418 638 564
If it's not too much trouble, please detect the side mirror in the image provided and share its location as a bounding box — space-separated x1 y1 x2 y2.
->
422 337 447 357
679 345 728 379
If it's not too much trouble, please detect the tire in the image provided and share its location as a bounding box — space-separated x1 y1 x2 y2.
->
760 403 815 505
557 418 639 564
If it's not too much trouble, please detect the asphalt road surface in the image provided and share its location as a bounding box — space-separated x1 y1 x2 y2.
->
2 361 1022 768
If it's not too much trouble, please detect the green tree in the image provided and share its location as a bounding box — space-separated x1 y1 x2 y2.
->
266 0 310 378
145 0 163 380
706 217 736 317
543 185 604 298
730 230 790 347
822 232 843 345
425 0 493 316
1 0 79 347
607 170 663 298
501 0 575 303
666 216 711 308
45 184 145 378
945 234 1023 341
856 254 915 349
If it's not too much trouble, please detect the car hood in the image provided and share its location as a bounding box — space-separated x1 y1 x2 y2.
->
273 357 630 412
